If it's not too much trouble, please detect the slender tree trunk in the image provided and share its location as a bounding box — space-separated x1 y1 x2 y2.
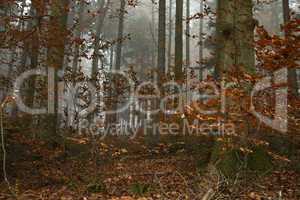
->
110 45 114 70
90 0 109 124
72 0 85 84
282 0 299 157
111 0 126 124
283 0 298 98
90 0 110 163
89 0 110 163
47 0 70 136
199 0 204 80
115 0 126 71
26 4 40 126
185 0 190 68
167 0 173 71
92 0 110 79
158 0 166 74
151 2 156 68
174 0 183 81
147 0 166 146
282 0 290 24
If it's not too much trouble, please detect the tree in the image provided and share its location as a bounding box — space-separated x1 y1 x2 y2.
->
167 0 173 70
212 0 258 178
72 0 85 84
92 0 110 80
47 0 70 136
282 0 298 98
158 0 166 74
25 1 41 126
282 0 290 24
145 0 167 145
199 0 204 80
174 0 183 81
111 0 126 123
150 1 156 68
115 0 126 71
215 0 255 79
185 0 190 68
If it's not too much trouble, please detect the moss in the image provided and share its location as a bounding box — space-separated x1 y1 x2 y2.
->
210 141 243 179
247 146 273 174
216 149 243 179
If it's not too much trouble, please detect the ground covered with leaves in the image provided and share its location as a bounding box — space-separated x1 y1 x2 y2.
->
0 132 299 200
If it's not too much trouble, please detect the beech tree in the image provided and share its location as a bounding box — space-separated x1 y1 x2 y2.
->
47 0 70 136
167 0 173 70
158 0 166 74
185 0 190 68
211 0 258 178
174 0 183 81
283 0 299 98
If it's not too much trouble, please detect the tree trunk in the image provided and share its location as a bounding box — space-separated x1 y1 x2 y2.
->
151 2 156 68
211 0 262 178
110 45 114 70
26 4 40 126
167 0 173 71
185 0 190 68
111 0 126 124
47 0 70 137
282 0 290 24
115 0 126 71
174 0 183 81
215 0 255 79
92 0 110 79
282 0 298 98
146 0 167 146
72 0 85 84
158 0 166 74
199 0 204 80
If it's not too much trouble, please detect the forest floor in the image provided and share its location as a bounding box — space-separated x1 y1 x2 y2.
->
0 131 299 200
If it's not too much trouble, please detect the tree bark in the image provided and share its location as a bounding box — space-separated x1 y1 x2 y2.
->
158 0 166 74
282 0 298 98
47 0 70 136
26 4 40 125
211 0 257 178
115 0 126 71
111 0 126 124
185 0 190 68
199 0 204 80
215 0 254 79
72 0 85 84
174 0 183 81
92 0 110 79
282 0 290 24
167 0 173 71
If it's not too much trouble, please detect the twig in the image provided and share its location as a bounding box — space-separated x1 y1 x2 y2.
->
1 96 15 196
201 188 214 200
154 172 170 199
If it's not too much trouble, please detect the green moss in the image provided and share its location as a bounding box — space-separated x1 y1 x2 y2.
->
211 140 274 178
247 146 273 174
210 140 242 178
216 149 243 179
